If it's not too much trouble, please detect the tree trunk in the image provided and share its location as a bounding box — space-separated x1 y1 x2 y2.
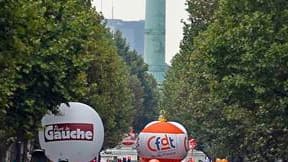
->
15 130 24 162
15 140 22 162
21 140 28 162
0 145 7 162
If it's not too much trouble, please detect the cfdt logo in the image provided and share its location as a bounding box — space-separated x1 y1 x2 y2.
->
147 134 176 152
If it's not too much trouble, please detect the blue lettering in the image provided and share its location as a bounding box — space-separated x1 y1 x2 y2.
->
155 137 161 150
169 137 175 148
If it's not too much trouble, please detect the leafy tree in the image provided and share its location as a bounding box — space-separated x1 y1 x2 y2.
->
162 0 219 158
199 0 288 160
163 0 288 161
0 0 96 160
138 74 159 131
112 31 159 132
84 32 134 147
0 0 136 160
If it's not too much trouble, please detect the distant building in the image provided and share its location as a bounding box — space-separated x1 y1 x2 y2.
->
106 19 145 56
106 12 169 85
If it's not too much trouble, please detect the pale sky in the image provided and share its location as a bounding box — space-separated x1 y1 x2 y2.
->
92 0 188 64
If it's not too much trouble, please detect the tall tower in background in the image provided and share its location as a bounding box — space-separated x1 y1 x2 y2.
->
144 0 167 84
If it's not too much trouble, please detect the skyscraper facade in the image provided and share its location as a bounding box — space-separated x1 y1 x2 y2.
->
106 19 145 56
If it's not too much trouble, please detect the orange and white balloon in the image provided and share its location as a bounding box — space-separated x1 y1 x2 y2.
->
137 121 188 160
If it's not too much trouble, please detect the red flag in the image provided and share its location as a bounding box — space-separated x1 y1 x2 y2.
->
189 138 197 149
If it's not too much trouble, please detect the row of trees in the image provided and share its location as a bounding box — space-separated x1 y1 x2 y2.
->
162 0 288 161
0 0 158 161
112 31 159 133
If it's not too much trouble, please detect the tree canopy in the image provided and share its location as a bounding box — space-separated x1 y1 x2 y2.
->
112 30 159 133
162 0 288 161
0 0 139 160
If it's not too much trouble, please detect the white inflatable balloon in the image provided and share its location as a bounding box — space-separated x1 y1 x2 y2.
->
39 102 104 162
